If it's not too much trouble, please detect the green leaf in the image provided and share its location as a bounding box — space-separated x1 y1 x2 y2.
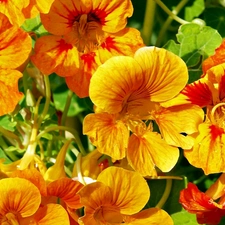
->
22 15 48 36
0 116 17 132
0 148 12 164
184 0 205 21
145 178 187 214
171 211 197 225
204 7 225 37
164 23 222 68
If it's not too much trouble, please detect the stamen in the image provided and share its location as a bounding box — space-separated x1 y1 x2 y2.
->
210 102 225 124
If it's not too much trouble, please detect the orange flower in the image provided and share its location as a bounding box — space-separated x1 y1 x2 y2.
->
202 39 225 74
0 0 55 26
84 47 203 176
166 63 225 174
78 167 173 225
31 0 144 97
0 13 32 116
0 176 70 225
180 182 225 225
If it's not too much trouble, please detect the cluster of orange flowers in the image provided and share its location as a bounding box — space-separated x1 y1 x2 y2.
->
1 0 225 224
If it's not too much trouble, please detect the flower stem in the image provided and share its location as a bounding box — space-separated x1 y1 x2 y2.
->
155 179 172 208
61 89 73 129
38 75 51 127
156 0 189 46
154 0 188 25
142 0 156 45
37 125 86 156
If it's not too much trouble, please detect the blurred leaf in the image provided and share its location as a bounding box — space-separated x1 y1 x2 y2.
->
171 211 197 225
204 7 225 37
0 116 17 132
164 23 222 67
163 178 187 214
0 148 12 164
188 69 202 84
184 0 205 21
53 89 86 117
22 15 48 36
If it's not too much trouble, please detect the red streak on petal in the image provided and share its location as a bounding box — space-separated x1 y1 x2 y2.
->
210 124 224 142
181 81 213 107
101 36 122 53
219 75 225 100
91 8 108 26
80 52 96 70
57 39 73 53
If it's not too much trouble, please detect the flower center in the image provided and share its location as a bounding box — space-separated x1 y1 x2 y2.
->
72 13 104 53
210 102 225 128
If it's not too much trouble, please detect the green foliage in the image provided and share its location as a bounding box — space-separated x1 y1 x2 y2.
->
171 211 198 225
0 116 17 132
184 0 205 21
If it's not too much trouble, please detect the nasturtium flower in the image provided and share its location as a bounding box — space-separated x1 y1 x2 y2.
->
84 46 203 176
78 167 173 225
31 0 144 97
167 63 225 174
0 13 32 116
180 182 225 225
202 39 225 74
0 0 55 26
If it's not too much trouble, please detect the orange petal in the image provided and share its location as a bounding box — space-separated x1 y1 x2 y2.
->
92 0 133 33
0 0 29 26
134 47 188 102
0 69 23 116
31 36 80 76
83 113 129 159
47 177 84 209
89 55 144 114
78 181 115 225
124 208 173 225
10 168 47 196
33 204 70 225
0 177 41 217
97 167 150 215
202 39 225 74
127 131 179 176
184 123 225 174
0 23 32 70
179 183 219 212
65 52 100 98
154 105 204 149
98 28 144 62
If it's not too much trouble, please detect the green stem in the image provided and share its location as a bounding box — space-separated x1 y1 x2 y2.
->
155 179 172 208
154 0 188 25
37 125 86 156
142 0 156 45
61 89 73 127
0 126 23 149
156 0 189 46
38 75 51 127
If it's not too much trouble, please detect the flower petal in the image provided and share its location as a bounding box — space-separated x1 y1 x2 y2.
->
134 47 188 102
97 167 150 215
83 113 129 159
47 177 84 209
31 36 80 76
184 123 225 174
127 131 179 176
33 204 70 225
154 105 204 149
0 69 23 116
0 177 41 217
124 208 173 225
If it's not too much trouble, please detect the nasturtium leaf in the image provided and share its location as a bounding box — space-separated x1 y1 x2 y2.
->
171 210 197 225
164 23 222 68
22 15 48 36
0 116 17 132
204 7 225 37
184 0 205 21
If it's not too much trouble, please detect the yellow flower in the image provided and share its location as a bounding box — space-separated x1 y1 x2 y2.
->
78 167 173 225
